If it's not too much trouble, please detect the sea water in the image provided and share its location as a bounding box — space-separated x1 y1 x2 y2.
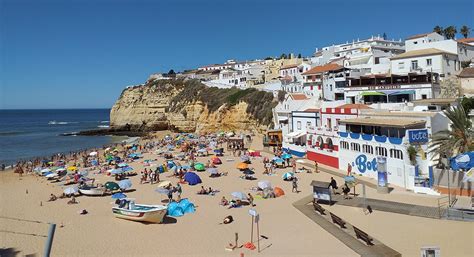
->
0 109 124 165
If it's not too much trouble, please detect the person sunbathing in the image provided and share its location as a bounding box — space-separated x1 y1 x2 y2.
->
48 194 57 202
220 196 229 206
198 186 207 195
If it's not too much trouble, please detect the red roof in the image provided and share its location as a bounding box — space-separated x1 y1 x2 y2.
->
304 108 319 112
337 104 372 109
457 38 474 43
458 67 474 78
301 63 344 75
290 94 308 100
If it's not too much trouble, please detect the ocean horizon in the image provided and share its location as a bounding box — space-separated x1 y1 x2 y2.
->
0 108 125 166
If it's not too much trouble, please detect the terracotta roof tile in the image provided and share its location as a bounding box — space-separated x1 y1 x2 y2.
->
304 108 319 112
290 94 309 100
391 48 456 60
301 63 344 75
458 67 474 78
457 38 474 43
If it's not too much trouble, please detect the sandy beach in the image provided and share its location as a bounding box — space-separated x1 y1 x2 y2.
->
1 133 472 257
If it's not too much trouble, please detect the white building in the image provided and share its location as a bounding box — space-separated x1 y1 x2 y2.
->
337 110 449 193
301 63 346 100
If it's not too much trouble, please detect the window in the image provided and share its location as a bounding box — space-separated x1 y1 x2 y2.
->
413 41 418 44
422 94 427 99
374 57 380 64
306 121 311 128
411 60 418 70
363 145 374 154
426 58 432 66
376 146 387 157
340 141 349 150
390 149 403 160
297 121 301 130
350 143 360 152
398 62 405 69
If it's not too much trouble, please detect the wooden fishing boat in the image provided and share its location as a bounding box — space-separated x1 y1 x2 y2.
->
112 202 167 223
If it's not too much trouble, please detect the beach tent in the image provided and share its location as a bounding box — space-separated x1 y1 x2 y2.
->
167 202 184 217
184 172 202 185
237 162 249 170
178 199 196 214
194 163 205 171
64 186 78 195
282 172 295 180
281 153 292 159
274 187 285 197
258 180 272 190
450 152 474 171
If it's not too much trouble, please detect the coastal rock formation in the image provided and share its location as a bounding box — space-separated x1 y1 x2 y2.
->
110 79 276 133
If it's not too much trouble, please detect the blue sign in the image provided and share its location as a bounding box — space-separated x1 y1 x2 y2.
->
408 129 429 144
353 154 377 173
377 171 388 187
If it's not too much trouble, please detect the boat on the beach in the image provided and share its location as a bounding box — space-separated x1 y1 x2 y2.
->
112 202 168 223
79 185 106 196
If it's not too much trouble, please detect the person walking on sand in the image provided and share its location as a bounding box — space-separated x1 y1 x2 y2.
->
314 161 319 173
247 193 255 206
330 177 338 194
176 183 182 201
291 159 296 173
292 176 299 193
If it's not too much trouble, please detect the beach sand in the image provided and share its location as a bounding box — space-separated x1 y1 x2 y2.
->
1 134 472 257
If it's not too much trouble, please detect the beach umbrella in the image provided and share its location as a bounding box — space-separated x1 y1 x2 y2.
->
296 159 306 164
117 163 128 167
274 187 285 197
231 192 247 201
45 173 58 178
105 181 120 191
40 168 51 175
110 169 124 175
282 172 295 180
89 151 98 156
274 158 284 164
111 192 127 199
240 155 250 162
450 152 474 171
67 166 77 171
184 172 202 185
197 149 207 153
236 162 248 170
258 180 272 190
122 166 133 172
207 168 219 175
212 157 222 165
281 153 292 159
118 179 132 190
242 169 255 175
194 163 205 171
155 187 170 195
64 186 79 195
157 180 172 188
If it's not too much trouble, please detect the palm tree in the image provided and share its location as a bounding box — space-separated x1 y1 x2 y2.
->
460 25 471 38
433 25 444 35
430 105 473 160
443 26 457 39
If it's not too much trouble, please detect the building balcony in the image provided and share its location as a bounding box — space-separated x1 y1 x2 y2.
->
338 132 404 145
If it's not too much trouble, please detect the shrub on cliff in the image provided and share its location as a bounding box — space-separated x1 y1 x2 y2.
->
169 80 277 125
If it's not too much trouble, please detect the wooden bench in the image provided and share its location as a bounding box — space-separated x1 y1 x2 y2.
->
353 226 374 245
329 212 346 228
313 202 326 215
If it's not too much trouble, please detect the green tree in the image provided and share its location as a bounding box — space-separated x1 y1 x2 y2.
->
433 25 444 35
297 53 302 59
279 53 287 60
168 69 176 75
443 26 457 39
277 90 286 102
430 105 473 160
461 97 474 114
460 25 471 38
407 146 418 165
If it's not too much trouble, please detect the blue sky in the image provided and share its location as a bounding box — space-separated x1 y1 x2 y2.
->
1 0 473 109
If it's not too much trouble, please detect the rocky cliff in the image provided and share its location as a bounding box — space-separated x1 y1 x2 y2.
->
110 79 277 133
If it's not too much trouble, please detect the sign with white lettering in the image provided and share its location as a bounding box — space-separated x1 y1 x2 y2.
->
408 129 429 144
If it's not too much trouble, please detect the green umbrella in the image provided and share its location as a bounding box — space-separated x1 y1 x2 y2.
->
105 181 120 191
194 163 205 171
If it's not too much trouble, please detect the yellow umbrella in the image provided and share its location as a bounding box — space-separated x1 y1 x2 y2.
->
237 162 248 170
67 166 77 171
248 149 255 153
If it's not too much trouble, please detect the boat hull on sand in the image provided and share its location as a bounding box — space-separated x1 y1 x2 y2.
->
79 186 106 196
112 204 167 223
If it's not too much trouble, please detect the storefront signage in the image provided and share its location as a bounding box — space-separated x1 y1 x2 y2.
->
408 129 429 144
354 154 377 173
368 85 401 90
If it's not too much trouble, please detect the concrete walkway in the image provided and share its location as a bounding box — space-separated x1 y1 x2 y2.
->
330 194 445 219
293 195 401 257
